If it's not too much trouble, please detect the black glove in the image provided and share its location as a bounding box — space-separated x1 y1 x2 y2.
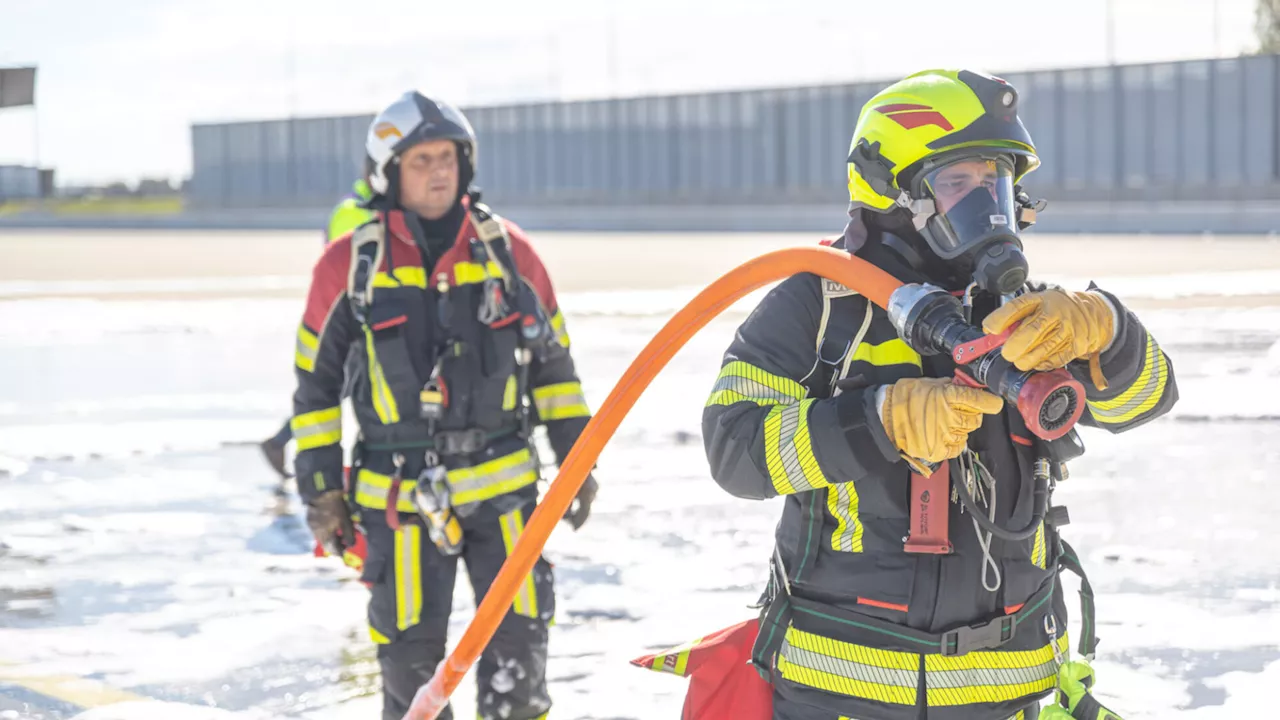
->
308 489 355 556
563 473 598 531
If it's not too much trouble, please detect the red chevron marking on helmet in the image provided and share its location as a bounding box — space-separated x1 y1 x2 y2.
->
875 103 955 132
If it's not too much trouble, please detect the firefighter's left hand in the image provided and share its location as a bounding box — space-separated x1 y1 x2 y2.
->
983 288 1116 372
563 473 598 530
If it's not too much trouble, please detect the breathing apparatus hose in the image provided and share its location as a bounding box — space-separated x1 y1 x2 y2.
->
403 246 902 720
953 457 1051 541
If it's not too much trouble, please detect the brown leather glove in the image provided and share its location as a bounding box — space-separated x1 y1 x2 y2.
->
983 288 1117 372
879 378 1004 464
307 489 356 557
563 473 598 531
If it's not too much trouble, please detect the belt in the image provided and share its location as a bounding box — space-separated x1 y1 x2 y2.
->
362 427 521 455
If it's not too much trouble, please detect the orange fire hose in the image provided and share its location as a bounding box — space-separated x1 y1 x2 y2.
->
404 245 904 720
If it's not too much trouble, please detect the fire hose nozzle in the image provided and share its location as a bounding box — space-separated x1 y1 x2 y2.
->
887 283 1085 441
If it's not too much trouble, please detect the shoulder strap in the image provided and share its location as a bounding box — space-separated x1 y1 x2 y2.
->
347 221 385 326
469 202 517 293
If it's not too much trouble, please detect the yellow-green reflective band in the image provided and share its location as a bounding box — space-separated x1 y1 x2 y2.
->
448 449 540 506
763 399 829 495
533 382 590 421
1087 333 1168 424
296 326 319 372
827 481 863 553
363 326 401 424
851 339 922 368
706 361 806 408
550 310 570 348
394 524 422 631
498 508 538 619
291 406 342 450
372 266 427 289
454 260 504 286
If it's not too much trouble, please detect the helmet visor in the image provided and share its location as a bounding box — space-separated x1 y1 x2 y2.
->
920 156 1019 259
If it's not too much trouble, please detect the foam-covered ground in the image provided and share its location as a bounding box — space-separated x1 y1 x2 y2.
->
1 260 1278 719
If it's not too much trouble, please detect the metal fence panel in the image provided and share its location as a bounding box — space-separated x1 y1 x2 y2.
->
189 124 227 207
1120 65 1151 190
1021 70 1060 191
1213 58 1245 186
1060 69 1090 191
1150 62 1180 187
1181 60 1213 187
1243 54 1278 185
1088 67 1118 190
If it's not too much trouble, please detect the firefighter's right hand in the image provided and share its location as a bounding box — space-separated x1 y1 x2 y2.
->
878 378 1003 464
307 490 356 557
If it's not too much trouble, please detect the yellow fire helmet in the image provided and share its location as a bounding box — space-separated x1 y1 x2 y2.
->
847 69 1040 216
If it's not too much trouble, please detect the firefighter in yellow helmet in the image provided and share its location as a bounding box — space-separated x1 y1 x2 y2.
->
699 69 1173 719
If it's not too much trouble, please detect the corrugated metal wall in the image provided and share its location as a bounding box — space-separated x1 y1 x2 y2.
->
189 55 1280 209
0 165 42 200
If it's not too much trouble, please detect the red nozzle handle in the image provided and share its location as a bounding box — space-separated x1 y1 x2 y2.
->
952 323 1017 365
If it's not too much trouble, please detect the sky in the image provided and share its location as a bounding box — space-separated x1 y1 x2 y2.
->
0 0 1264 185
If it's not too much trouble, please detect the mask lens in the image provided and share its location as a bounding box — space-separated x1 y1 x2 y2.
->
921 156 1018 259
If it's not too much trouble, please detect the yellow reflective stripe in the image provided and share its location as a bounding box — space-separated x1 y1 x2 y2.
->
369 626 391 645
454 260 504 286
1087 332 1169 424
363 326 401 424
780 626 1069 707
533 381 591 421
373 266 427 289
648 636 702 676
1031 521 1047 569
353 468 419 512
826 482 863 553
777 645 918 705
763 399 831 495
550 309 570 348
296 326 319 372
503 375 518 411
499 508 538 619
291 406 342 451
449 448 540 506
851 339 922 368
395 524 422 631
356 451 540 510
706 361 806 408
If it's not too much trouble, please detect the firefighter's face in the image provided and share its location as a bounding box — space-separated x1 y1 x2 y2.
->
929 159 999 214
399 139 459 220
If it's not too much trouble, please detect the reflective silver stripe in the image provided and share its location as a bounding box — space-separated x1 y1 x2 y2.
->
925 660 1059 691
829 482 861 553
293 416 340 441
534 391 588 413
1087 335 1167 420
780 641 918 689
296 333 318 370
768 402 817 493
709 375 797 406
448 452 539 498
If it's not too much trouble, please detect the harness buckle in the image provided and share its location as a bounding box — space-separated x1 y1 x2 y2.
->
940 614 1017 656
435 428 489 455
